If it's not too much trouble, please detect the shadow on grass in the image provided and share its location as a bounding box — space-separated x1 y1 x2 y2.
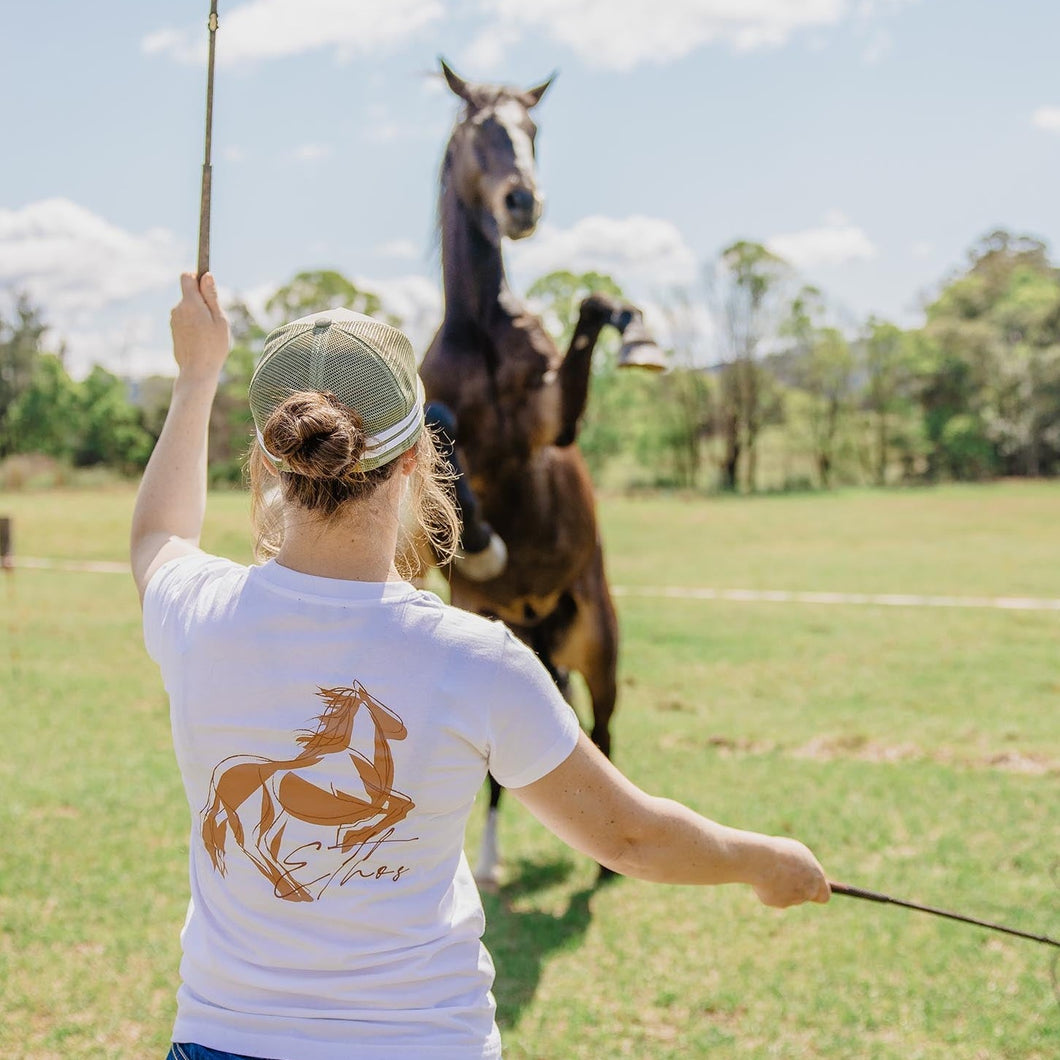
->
483 856 613 1027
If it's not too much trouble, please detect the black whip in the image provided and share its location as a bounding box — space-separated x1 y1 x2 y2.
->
197 0 219 278
830 882 1059 948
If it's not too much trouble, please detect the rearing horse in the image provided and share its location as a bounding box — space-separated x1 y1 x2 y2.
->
200 683 416 902
419 61 656 885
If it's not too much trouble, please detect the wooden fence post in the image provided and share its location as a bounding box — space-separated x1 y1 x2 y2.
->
0 516 11 570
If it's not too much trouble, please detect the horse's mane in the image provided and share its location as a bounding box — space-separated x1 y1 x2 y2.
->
296 684 364 755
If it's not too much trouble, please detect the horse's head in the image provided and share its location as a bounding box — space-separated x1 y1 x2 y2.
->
440 59 554 246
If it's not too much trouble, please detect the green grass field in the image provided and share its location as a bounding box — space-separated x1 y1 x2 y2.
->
1 482 1058 1058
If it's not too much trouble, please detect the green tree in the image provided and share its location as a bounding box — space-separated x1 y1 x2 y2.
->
0 295 48 456
782 287 855 488
74 366 153 472
708 241 790 492
646 295 714 489
265 270 390 325
919 230 1060 479
6 353 80 459
652 366 712 488
861 318 916 485
984 263 1060 476
803 327 854 488
206 298 266 483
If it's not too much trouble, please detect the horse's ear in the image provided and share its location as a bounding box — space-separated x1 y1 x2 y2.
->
440 58 474 103
522 72 557 108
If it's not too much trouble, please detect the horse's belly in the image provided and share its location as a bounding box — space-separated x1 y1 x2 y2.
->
278 771 370 824
452 583 564 628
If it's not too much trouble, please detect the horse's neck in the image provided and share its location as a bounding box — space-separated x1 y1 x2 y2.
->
439 183 520 338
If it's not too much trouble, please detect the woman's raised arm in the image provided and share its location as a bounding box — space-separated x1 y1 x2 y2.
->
130 272 231 602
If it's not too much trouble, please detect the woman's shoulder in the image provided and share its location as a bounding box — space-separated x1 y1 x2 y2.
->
146 551 251 619
147 550 248 599
142 552 251 662
407 590 516 653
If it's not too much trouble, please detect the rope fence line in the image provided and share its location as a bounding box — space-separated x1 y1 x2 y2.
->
608 585 1060 612
12 557 1060 612
14 557 132 574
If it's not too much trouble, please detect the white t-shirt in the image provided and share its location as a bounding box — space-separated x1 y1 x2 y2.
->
143 552 581 1060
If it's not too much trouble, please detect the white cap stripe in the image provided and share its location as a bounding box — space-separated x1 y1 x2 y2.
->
363 380 425 452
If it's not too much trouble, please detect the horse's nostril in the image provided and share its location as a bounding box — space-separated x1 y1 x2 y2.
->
504 188 535 215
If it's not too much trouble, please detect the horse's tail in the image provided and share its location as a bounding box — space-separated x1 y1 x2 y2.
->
200 782 229 875
199 757 270 874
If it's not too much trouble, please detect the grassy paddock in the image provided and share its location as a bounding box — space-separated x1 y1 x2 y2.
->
0 482 1058 1058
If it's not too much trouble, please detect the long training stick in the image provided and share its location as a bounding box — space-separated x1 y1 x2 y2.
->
830 882 1060 948
197 1 219 278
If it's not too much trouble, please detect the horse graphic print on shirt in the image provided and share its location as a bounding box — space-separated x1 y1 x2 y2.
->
200 682 417 901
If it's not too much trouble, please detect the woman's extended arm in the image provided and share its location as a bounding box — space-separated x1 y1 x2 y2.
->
130 272 231 602
511 731 830 907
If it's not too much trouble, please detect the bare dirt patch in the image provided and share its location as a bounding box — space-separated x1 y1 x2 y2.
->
790 734 1060 774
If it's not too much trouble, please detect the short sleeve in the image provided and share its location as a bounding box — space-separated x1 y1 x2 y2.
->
485 629 581 789
142 551 244 670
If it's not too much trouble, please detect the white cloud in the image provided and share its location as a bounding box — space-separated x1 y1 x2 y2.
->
365 121 405 144
766 215 877 268
1031 105 1060 133
225 280 276 325
292 142 333 163
476 0 848 71
458 25 523 74
860 27 891 64
141 0 924 77
376 239 422 261
0 199 183 316
855 0 918 14
0 199 441 379
61 316 173 381
0 199 188 379
509 215 698 291
359 274 442 357
143 0 444 66
141 0 925 77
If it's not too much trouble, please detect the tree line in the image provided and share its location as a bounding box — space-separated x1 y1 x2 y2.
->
1 229 1058 491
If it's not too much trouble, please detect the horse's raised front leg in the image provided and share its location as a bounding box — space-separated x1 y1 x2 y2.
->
555 295 613 447
424 400 508 581
556 296 663 447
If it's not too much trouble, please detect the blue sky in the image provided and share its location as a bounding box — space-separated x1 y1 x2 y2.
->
2 0 1058 377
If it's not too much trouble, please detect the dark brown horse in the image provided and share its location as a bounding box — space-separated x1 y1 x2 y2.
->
418 61 661 886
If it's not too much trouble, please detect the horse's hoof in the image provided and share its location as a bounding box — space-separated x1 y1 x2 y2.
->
454 533 508 582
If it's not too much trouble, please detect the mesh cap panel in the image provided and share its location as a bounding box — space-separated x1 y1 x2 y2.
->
249 309 424 472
